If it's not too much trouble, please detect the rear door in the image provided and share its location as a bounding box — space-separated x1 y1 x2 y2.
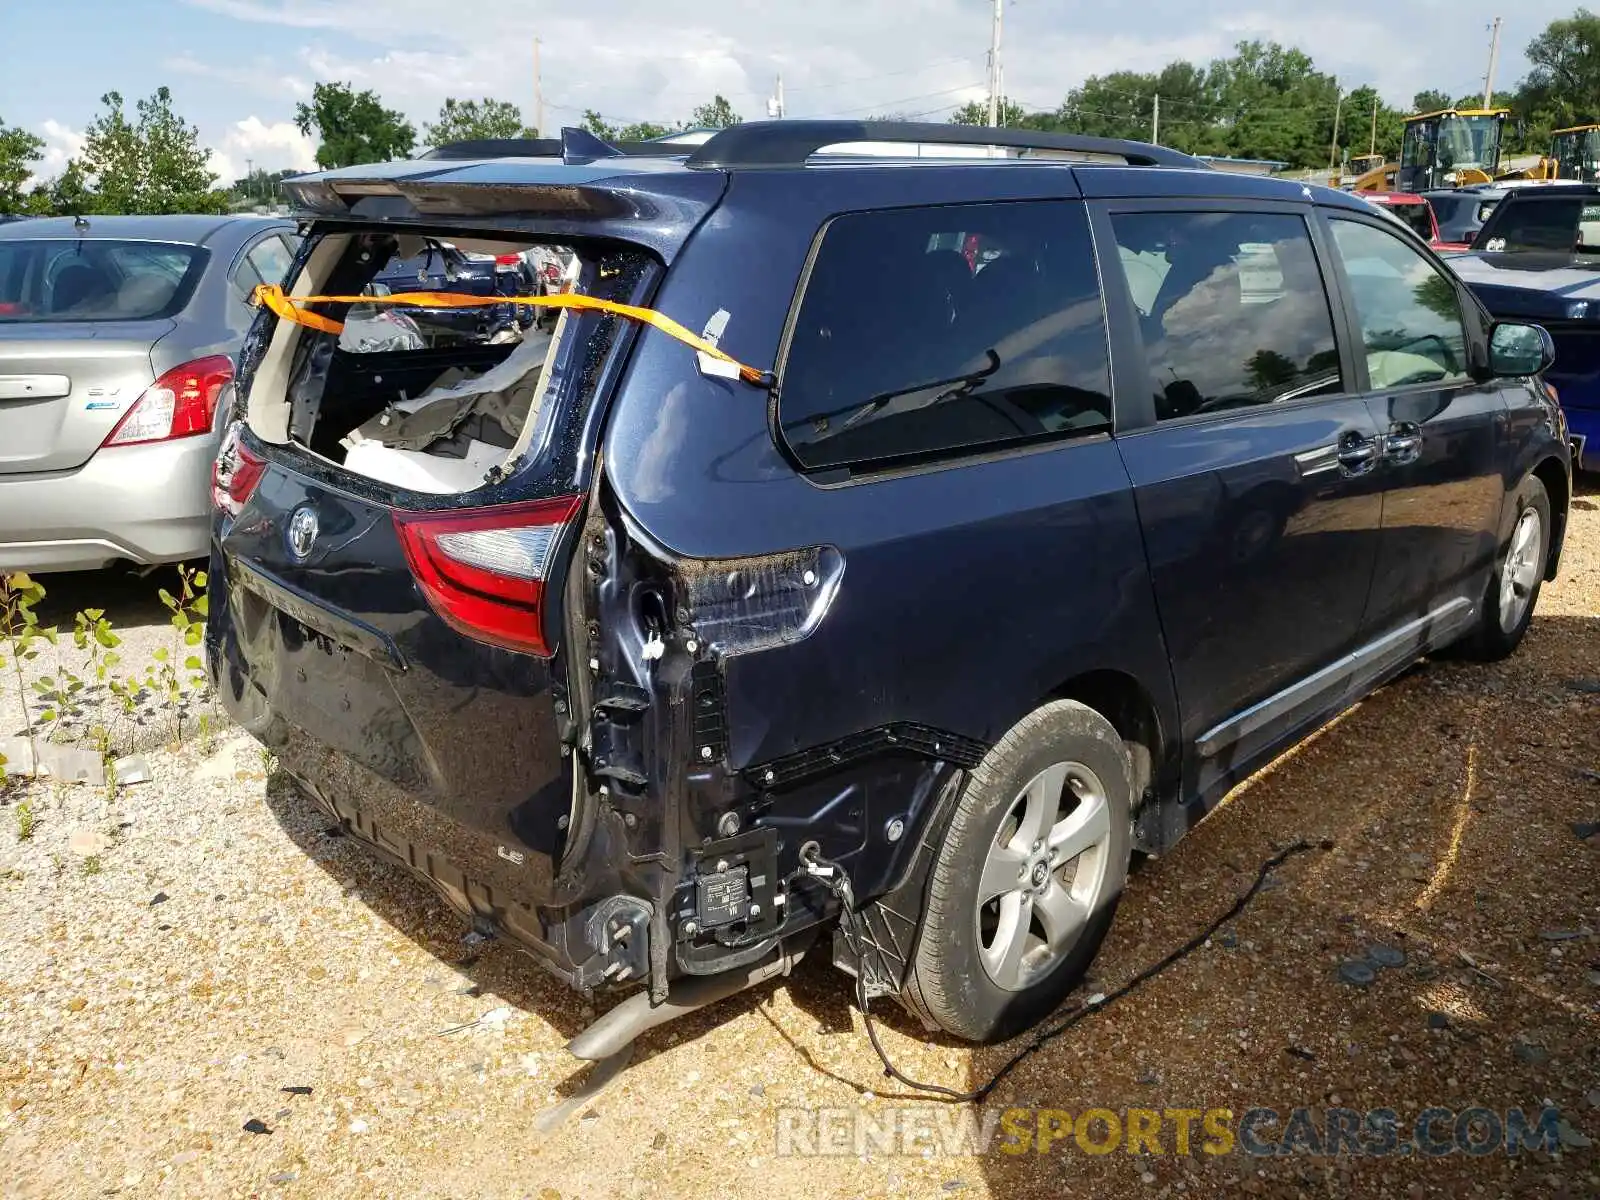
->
1095 200 1386 794
208 223 672 916
1319 208 1507 647
0 238 205 473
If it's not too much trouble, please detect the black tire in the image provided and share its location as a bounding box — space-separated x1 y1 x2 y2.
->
903 700 1133 1043
1453 474 1551 662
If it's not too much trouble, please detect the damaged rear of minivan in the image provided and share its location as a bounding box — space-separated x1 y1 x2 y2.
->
204 159 784 1019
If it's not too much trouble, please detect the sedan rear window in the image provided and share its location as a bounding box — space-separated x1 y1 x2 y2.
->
0 239 207 322
1384 202 1435 241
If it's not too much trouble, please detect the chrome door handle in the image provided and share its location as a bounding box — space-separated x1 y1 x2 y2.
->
1336 435 1380 476
1383 422 1422 464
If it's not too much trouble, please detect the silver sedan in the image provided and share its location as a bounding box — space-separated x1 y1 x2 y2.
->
0 214 298 573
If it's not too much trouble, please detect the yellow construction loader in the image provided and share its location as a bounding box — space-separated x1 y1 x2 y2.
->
1349 108 1509 192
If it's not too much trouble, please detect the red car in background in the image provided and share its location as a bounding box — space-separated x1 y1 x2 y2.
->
1360 192 1468 251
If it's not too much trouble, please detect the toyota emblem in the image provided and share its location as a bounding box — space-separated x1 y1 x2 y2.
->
286 506 319 560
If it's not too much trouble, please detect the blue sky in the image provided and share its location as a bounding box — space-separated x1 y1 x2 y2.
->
5 0 1539 184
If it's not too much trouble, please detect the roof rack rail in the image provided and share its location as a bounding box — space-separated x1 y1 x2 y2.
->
683 120 1206 170
420 129 692 163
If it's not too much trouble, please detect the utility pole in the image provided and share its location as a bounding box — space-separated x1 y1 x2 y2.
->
985 0 1003 127
1483 17 1502 109
533 37 545 136
245 157 253 203
1370 93 1379 156
1151 94 1160 144
1329 86 1345 172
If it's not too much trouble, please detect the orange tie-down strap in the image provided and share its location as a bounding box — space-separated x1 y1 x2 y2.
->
251 283 771 386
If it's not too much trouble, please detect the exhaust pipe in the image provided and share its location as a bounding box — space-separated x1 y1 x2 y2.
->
567 945 804 1061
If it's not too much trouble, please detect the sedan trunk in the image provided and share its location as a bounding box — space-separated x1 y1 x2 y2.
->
0 321 168 473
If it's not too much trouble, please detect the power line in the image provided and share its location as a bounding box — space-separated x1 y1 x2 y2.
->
546 82 982 129
778 55 983 95
553 54 984 102
819 82 985 118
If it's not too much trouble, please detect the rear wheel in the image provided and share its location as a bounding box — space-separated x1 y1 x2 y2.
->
1453 474 1550 662
904 700 1132 1043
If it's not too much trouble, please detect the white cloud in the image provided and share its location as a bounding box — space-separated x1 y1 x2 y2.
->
174 0 1528 130
164 53 312 101
26 120 86 188
207 116 317 184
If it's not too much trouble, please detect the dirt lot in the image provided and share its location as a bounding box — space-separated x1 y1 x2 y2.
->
2 500 1598 1199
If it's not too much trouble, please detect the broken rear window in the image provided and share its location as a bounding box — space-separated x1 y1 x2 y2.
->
244 230 641 495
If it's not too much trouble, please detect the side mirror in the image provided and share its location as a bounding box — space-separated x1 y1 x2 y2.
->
1489 321 1555 377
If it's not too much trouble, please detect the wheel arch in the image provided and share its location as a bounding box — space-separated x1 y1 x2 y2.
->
1044 669 1171 817
1531 455 1570 581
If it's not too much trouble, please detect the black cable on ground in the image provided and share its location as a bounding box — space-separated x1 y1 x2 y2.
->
803 838 1332 1104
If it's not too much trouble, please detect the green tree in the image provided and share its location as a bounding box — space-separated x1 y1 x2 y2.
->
79 88 228 214
687 95 741 129
617 121 671 141
1513 9 1600 140
25 160 91 216
580 110 617 140
423 97 535 148
0 119 43 213
230 166 296 208
295 82 415 169
1204 41 1339 167
1340 85 1405 164
949 98 1028 126
1412 89 1453 115
1055 73 1162 142
1049 62 1213 152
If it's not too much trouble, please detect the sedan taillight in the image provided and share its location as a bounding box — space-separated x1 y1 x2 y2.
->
103 355 234 448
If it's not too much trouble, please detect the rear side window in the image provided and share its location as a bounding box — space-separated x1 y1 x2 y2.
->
1386 202 1434 240
1479 196 1593 252
0 239 206 322
778 200 1111 471
247 235 295 289
1108 211 1343 420
1427 195 1461 221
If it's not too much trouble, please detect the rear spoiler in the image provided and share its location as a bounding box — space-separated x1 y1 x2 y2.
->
278 159 729 261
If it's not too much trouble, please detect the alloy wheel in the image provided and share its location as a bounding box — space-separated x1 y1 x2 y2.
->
974 761 1114 991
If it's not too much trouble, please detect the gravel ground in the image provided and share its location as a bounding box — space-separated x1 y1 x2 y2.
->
2 502 1598 1199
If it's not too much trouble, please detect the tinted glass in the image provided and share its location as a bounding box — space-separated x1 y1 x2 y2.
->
231 255 264 301
1108 211 1343 420
246 234 296 289
1478 195 1592 252
779 201 1111 471
1427 195 1466 221
1387 202 1434 240
1329 218 1469 389
0 239 206 322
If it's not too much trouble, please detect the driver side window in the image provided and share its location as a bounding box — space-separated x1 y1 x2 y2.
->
1328 218 1469 390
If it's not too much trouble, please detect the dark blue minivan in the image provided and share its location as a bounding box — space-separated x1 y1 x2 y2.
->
207 123 1571 1054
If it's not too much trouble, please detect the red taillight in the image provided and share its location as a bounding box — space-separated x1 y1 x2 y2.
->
394 496 584 656
104 355 233 448
495 254 522 267
211 421 266 517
